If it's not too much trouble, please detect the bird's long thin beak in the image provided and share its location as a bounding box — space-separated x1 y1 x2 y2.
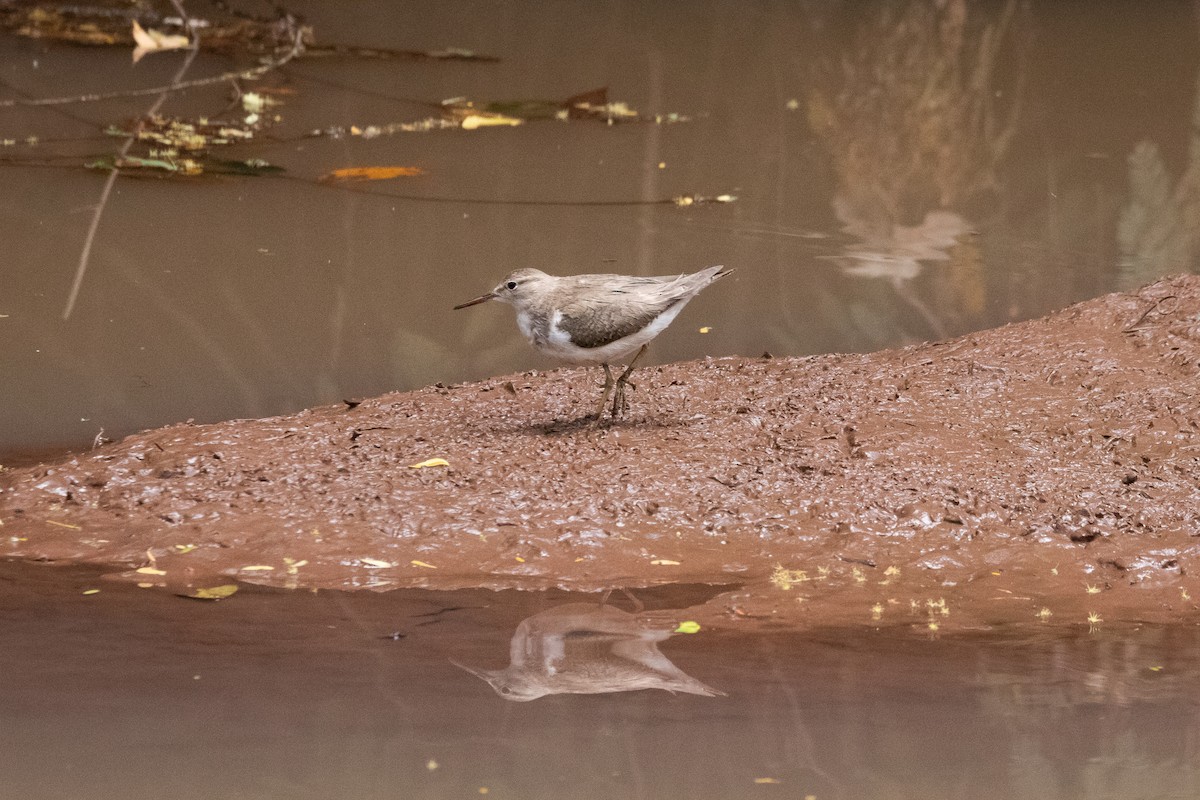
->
453 292 495 310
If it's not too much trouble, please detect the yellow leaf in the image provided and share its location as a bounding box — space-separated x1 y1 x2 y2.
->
674 621 701 634
319 166 425 182
650 559 681 566
45 519 81 530
82 589 100 595
187 585 238 601
698 326 712 334
410 560 438 569
136 567 167 576
239 565 275 572
173 544 198 553
409 458 450 469
361 558 395 568
754 778 780 784
460 114 524 130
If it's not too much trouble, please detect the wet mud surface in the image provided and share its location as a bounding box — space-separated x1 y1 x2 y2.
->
3 276 1200 631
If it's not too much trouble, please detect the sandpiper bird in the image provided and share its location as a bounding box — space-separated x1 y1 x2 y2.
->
452 603 724 701
453 265 732 420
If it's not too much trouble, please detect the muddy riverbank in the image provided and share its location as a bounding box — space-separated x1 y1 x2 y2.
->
3 276 1199 632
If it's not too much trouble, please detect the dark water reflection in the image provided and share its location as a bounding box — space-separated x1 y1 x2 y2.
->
3 1 1200 453
1 564 1196 799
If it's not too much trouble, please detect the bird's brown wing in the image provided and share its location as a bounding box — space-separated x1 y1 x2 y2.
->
555 291 682 349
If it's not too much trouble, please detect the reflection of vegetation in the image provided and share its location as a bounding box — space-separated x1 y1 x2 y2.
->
804 0 1029 338
809 0 1027 228
1118 80 1200 288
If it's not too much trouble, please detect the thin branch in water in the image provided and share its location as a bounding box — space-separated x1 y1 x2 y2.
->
63 0 203 320
1 24 306 109
277 172 733 208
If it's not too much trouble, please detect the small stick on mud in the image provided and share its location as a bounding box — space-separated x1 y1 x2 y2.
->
1122 294 1178 332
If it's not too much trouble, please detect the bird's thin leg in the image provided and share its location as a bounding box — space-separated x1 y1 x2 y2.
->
597 587 643 612
612 344 648 418
593 363 615 423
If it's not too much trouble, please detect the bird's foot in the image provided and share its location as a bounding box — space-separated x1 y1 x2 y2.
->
611 376 636 419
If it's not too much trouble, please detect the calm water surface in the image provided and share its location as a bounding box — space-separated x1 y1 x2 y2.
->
2 0 1199 453
1 563 1197 800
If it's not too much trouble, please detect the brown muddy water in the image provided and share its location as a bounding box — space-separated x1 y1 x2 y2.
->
3 561 1198 800
4 2 1200 798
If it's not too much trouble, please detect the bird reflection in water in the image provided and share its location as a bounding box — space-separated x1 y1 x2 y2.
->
453 602 724 701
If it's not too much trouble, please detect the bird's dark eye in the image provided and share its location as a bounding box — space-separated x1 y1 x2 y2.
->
506 281 518 290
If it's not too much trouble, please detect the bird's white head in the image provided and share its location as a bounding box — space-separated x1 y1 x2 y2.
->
453 268 551 311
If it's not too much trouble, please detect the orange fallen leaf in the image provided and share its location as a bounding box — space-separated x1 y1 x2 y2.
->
319 166 425 182
411 560 438 569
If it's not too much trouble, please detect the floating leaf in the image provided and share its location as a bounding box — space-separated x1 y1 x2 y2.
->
131 20 189 64
409 458 450 469
173 544 198 554
82 589 100 595
410 560 438 569
361 558 395 568
698 326 712 334
459 114 524 131
87 155 204 176
45 519 81 529
185 585 238 601
650 559 681 566
209 158 284 176
319 166 425 182
136 567 167 576
239 565 275 572
674 621 701 634
753 778 780 785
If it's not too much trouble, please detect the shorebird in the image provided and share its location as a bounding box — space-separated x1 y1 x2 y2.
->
453 265 732 421
452 603 724 701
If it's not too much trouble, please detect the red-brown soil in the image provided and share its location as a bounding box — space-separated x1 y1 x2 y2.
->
3 276 1199 632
